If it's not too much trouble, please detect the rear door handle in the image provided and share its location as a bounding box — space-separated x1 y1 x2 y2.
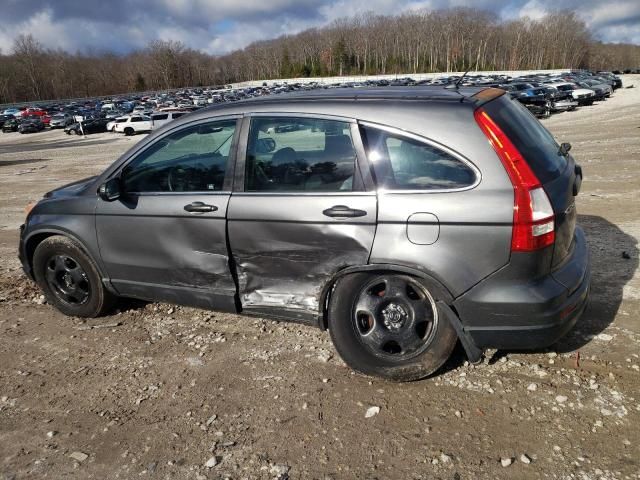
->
184 201 218 213
322 205 367 218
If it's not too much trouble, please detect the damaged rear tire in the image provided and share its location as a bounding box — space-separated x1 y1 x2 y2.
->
328 273 457 381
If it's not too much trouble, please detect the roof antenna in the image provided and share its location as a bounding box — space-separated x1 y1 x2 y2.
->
446 69 471 90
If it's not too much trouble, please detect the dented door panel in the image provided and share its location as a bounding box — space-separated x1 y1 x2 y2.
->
228 193 377 321
96 192 237 310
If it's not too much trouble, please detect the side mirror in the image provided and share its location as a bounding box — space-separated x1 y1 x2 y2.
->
98 177 121 201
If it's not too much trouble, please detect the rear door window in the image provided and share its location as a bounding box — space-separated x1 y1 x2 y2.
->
245 117 357 192
360 126 476 190
483 96 566 183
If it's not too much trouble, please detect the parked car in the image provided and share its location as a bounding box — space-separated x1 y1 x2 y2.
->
49 113 74 129
19 107 46 118
2 117 20 132
19 87 589 381
0 114 13 128
114 115 152 135
540 86 578 112
2 108 21 117
18 117 45 134
515 87 552 118
150 111 187 130
64 118 109 135
548 82 595 106
577 79 611 100
107 116 129 132
505 82 535 97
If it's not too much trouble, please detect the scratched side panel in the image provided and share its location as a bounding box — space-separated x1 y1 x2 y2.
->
228 193 377 321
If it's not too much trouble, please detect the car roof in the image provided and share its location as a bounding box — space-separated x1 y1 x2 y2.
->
172 86 494 125
205 86 487 109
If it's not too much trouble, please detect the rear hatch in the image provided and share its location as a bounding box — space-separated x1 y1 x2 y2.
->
482 95 580 269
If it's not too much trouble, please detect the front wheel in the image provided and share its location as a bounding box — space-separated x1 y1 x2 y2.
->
32 236 115 317
328 273 457 381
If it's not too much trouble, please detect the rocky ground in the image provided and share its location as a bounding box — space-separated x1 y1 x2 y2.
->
0 77 639 479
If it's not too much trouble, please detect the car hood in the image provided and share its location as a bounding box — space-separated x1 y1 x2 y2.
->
44 176 97 199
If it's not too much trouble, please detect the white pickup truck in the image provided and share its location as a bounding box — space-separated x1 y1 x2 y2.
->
114 115 152 136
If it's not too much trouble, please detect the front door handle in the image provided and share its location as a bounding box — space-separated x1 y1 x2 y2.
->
184 201 218 213
322 205 367 218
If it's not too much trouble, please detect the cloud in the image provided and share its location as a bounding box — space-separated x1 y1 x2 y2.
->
0 0 638 56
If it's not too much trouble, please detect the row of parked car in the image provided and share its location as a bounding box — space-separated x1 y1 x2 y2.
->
0 70 622 136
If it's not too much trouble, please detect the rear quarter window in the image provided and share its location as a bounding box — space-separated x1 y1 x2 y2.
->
360 126 476 191
483 96 566 183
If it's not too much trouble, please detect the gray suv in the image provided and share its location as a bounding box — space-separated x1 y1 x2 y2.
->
19 87 590 381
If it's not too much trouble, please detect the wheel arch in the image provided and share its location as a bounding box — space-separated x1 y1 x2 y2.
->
24 228 114 293
317 263 455 330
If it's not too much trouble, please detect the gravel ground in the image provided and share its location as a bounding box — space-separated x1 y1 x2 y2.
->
0 77 639 479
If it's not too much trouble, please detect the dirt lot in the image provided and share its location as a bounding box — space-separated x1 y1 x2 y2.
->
1 78 639 480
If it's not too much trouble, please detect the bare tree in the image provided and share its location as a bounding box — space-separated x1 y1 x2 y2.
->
0 9 637 104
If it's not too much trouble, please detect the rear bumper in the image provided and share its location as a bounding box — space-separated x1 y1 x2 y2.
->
454 227 590 349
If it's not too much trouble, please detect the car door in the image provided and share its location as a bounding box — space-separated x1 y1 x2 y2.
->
227 114 377 323
95 117 241 311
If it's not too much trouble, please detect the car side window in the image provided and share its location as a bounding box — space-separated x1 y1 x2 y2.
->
360 126 476 191
245 117 357 192
121 120 236 193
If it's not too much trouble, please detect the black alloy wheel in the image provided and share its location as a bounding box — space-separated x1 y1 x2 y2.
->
44 254 91 306
352 275 438 360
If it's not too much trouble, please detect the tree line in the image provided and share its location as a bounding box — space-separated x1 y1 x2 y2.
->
1 8 639 104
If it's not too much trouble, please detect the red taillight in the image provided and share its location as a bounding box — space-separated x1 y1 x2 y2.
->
474 109 555 252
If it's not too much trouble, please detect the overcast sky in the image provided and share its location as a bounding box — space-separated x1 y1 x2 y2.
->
0 0 638 55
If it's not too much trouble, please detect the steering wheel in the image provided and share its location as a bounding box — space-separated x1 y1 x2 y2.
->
168 162 208 191
167 165 185 192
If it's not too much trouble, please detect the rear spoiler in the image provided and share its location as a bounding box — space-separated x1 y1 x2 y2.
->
470 88 506 107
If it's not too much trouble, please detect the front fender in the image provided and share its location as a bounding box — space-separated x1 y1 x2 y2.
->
20 223 113 294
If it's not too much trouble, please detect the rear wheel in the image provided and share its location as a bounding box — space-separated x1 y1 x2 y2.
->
328 273 457 381
33 236 115 317
124 127 134 136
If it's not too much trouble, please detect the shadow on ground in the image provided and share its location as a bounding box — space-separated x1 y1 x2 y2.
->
0 158 50 167
0 137 117 155
485 214 638 365
554 214 638 352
